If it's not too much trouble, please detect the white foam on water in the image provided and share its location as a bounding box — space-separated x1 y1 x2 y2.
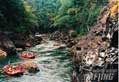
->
6 41 72 82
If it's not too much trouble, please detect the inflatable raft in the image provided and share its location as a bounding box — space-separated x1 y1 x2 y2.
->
2 64 25 76
19 52 36 59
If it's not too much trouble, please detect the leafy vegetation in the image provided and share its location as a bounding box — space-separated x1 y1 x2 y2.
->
0 0 38 33
0 0 108 34
53 0 108 35
25 0 60 33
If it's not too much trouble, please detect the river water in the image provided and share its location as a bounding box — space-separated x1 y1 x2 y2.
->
0 41 73 82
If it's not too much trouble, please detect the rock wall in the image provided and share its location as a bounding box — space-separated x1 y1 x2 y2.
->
70 0 118 82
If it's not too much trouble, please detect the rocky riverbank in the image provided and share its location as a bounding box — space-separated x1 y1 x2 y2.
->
0 1 118 82
68 1 118 82
49 0 118 82
0 32 44 57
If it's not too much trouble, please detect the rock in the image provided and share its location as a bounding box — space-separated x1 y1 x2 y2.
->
50 31 61 40
99 52 105 57
14 40 32 48
69 30 78 38
70 1 118 82
0 49 7 59
15 48 23 52
18 61 39 73
71 71 78 82
9 33 43 47
67 39 77 47
0 32 15 54
110 30 118 48
83 49 98 66
35 33 47 39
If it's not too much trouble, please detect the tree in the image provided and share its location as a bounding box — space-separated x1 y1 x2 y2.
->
0 0 38 33
52 0 108 35
25 0 60 33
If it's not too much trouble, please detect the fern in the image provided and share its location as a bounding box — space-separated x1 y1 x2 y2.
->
53 0 107 35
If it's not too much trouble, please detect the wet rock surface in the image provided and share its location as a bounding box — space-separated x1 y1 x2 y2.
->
0 32 44 58
0 49 7 59
0 32 16 55
18 61 39 73
68 1 118 82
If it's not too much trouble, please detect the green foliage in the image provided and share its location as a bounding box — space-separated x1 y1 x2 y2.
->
67 8 79 15
53 15 76 28
0 0 38 33
25 0 60 33
0 0 108 34
60 0 74 7
53 0 108 35
58 0 74 15
70 31 78 37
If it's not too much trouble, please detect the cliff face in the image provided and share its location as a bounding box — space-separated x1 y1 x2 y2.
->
71 0 118 82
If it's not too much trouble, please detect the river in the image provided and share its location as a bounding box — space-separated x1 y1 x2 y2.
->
0 41 73 82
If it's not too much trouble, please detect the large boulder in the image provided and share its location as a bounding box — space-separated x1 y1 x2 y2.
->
14 40 32 48
18 61 39 73
0 32 15 54
0 49 7 59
